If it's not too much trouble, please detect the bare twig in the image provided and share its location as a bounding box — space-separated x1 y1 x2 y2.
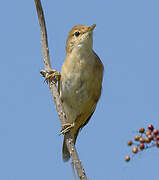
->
71 161 77 180
34 0 88 179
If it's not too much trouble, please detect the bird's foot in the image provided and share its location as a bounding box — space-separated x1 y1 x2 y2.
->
40 69 61 83
59 122 75 135
40 69 61 92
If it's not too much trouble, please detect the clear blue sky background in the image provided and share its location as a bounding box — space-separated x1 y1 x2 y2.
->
0 0 159 179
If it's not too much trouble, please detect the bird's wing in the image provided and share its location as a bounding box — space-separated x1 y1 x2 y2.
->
72 110 95 145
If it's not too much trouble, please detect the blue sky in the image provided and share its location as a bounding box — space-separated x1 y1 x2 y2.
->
0 0 159 179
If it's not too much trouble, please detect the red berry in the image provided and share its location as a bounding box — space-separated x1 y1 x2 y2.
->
139 143 145 150
148 124 154 131
148 134 153 140
145 137 151 143
125 156 130 162
156 136 159 141
139 128 145 133
156 141 159 147
127 140 133 146
153 129 159 137
134 135 140 141
132 146 138 154
139 137 145 143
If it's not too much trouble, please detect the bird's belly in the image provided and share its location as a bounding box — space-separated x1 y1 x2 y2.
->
61 76 92 108
60 71 99 122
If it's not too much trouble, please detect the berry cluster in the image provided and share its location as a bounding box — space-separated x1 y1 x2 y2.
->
125 124 159 162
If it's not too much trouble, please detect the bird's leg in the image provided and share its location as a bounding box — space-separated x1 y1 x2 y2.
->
59 122 75 135
40 69 61 93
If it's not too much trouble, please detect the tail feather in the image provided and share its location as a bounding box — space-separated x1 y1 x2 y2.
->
62 112 94 162
62 135 70 162
62 129 80 162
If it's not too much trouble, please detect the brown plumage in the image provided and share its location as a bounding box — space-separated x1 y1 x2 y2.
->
60 24 104 162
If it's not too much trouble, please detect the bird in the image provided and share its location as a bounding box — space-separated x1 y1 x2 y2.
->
60 24 104 162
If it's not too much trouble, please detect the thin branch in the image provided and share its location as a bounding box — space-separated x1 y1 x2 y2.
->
34 0 88 179
71 161 77 180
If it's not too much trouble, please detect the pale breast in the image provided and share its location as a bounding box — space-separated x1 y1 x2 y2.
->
60 50 103 122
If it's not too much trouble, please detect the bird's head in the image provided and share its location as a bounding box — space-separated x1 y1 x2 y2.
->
66 24 96 54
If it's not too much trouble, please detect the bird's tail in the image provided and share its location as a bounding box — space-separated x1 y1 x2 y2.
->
62 129 80 162
62 135 71 162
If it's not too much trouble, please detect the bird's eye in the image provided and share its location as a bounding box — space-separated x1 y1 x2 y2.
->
74 31 80 37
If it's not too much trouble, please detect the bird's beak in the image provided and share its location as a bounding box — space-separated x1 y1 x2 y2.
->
89 24 96 32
